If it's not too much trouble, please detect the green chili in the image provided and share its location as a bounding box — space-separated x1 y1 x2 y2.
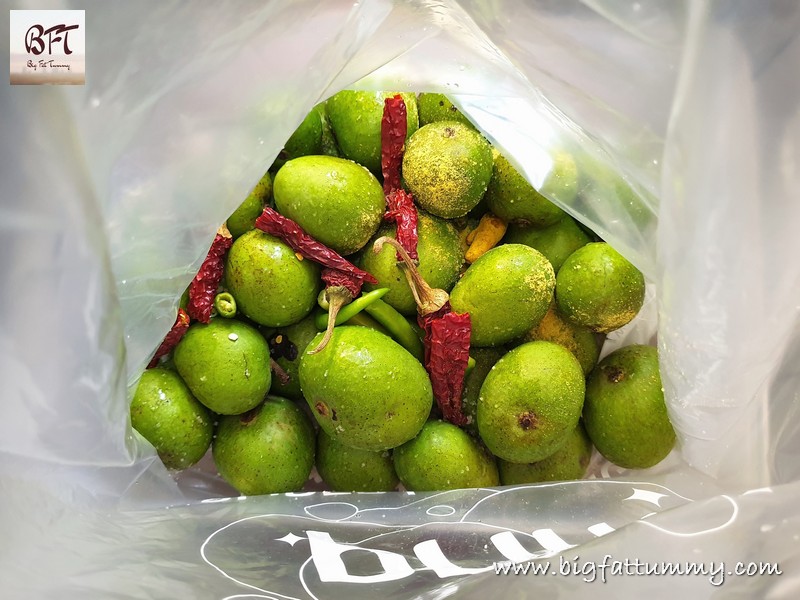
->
314 288 390 330
364 299 425 363
214 292 237 318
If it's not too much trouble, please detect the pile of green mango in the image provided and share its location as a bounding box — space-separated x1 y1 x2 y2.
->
130 91 676 495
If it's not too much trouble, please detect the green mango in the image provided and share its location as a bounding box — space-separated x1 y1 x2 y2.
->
271 106 323 171
325 90 418 174
583 345 675 469
273 155 385 255
225 229 321 327
450 244 554 347
213 396 316 495
173 319 272 415
478 341 585 463
499 422 593 484
503 215 591 273
461 346 507 436
299 326 432 451
484 150 578 227
227 171 272 239
417 93 477 130
522 300 601 376
359 211 464 315
130 367 213 470
393 420 499 491
402 121 493 219
316 429 399 492
555 242 645 333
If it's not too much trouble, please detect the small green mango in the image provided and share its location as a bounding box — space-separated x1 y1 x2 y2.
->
227 171 272 239
417 93 477 130
555 242 645 333
583 345 675 469
213 396 316 495
478 341 585 463
485 150 577 227
499 422 593 484
271 106 323 171
316 429 399 492
393 420 499 491
173 319 272 415
225 229 321 327
450 244 554 347
326 90 418 174
273 155 385 255
299 326 432 451
402 121 493 219
130 367 213 470
503 215 591 273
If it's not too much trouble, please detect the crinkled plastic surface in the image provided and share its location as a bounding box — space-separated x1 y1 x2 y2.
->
2 0 800 597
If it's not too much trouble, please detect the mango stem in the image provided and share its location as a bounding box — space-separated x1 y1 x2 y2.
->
373 236 448 315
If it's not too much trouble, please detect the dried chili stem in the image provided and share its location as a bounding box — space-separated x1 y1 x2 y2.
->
308 286 352 355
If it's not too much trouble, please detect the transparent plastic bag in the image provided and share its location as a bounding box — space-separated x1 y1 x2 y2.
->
2 0 799 597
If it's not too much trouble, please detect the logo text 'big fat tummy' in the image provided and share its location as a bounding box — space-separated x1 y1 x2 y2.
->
9 10 85 85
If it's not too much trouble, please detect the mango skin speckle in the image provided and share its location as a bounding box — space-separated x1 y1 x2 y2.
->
402 121 493 219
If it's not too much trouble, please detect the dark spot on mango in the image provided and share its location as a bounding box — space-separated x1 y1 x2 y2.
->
240 407 259 424
315 401 329 417
603 365 626 383
518 411 539 431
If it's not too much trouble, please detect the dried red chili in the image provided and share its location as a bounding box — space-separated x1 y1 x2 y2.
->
255 207 376 286
421 307 471 426
385 189 419 262
381 95 419 261
381 94 407 194
373 236 471 426
255 207 378 353
147 308 190 368
187 225 233 324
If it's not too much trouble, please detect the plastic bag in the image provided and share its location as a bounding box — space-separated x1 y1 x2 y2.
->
2 0 799 597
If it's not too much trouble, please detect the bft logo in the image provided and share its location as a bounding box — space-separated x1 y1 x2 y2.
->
25 23 80 56
10 10 85 85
